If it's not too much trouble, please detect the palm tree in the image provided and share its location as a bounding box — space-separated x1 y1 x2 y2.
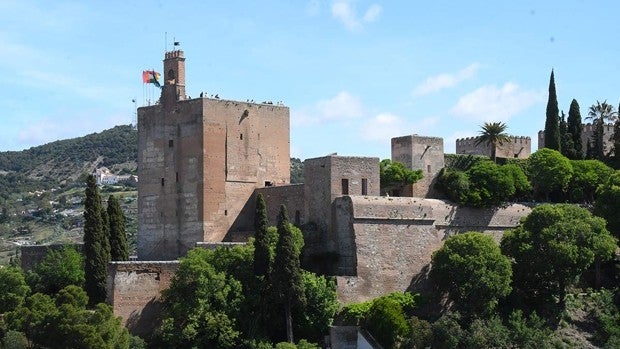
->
586 100 617 159
475 122 510 162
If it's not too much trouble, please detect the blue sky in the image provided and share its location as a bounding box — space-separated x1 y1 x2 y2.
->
0 1 618 160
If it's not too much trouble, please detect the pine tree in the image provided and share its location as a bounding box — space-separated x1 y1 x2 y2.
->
83 175 109 305
567 99 584 159
253 193 270 276
107 195 129 261
271 205 305 343
544 69 561 151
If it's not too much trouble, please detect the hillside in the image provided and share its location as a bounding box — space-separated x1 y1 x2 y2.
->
0 125 137 192
0 125 303 264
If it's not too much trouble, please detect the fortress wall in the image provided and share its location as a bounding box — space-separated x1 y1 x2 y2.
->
456 136 531 159
537 123 615 155
256 184 305 227
20 244 83 271
333 196 532 304
107 261 179 336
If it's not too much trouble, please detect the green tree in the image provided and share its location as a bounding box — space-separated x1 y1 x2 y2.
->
501 204 617 305
430 232 512 317
613 105 620 167
544 69 561 151
156 248 243 348
568 160 613 203
30 245 84 294
379 159 423 193
501 163 531 200
560 111 576 159
475 121 510 162
587 100 617 160
465 161 515 207
293 272 339 343
253 193 271 277
271 205 305 343
567 99 584 159
364 297 410 349
594 170 620 239
83 174 109 305
107 195 129 261
0 267 30 314
6 286 130 349
528 148 573 201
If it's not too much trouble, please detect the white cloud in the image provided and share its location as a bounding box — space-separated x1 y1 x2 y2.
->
451 83 544 122
331 1 382 31
362 4 382 22
413 63 480 96
292 91 364 125
359 113 438 142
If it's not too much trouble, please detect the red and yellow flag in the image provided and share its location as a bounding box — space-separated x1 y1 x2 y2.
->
142 70 161 87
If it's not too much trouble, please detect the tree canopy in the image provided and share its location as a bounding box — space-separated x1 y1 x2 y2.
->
528 148 573 200
379 159 423 190
431 232 512 317
501 204 617 305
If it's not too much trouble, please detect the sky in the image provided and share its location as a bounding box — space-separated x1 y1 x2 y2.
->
0 1 618 160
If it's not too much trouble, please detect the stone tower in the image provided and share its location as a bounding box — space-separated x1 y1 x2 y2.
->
391 135 444 197
137 50 290 260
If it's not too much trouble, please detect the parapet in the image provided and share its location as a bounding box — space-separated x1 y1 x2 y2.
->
165 50 184 59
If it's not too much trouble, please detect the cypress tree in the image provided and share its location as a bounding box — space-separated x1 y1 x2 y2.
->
83 175 109 305
567 99 584 159
544 69 561 150
614 103 620 167
253 193 270 276
271 205 305 343
559 111 575 159
107 195 129 261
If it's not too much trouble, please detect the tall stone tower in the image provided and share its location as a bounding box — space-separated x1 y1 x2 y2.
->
137 50 290 260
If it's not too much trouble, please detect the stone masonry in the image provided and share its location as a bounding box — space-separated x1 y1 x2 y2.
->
456 136 531 159
537 123 615 156
137 50 290 260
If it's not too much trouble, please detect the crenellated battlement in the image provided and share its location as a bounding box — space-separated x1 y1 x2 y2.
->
537 123 615 155
165 50 184 59
455 135 531 146
455 135 532 159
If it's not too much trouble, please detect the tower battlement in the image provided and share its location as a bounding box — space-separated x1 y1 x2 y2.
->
165 50 184 59
455 135 531 159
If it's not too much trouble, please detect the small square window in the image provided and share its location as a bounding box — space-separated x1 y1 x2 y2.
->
169 140 174 147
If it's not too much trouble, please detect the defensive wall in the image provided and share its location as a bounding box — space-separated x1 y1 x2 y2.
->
20 244 83 271
331 196 532 304
456 135 531 159
106 261 179 336
537 123 615 155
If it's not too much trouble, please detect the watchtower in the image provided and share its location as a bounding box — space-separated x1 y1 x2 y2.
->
137 50 290 260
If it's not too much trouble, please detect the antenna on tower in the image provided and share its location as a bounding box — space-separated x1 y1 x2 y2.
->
164 32 167 52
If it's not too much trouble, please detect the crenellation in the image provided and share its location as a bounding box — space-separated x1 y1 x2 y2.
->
455 135 531 159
